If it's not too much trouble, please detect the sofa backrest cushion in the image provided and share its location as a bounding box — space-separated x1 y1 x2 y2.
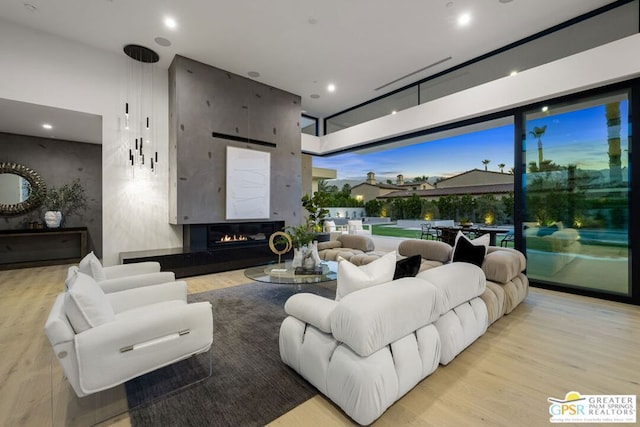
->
393 254 422 280
397 239 452 263
336 251 396 301
482 250 521 284
331 277 441 357
317 240 342 251
337 234 375 252
416 262 486 314
78 251 107 282
486 246 527 273
63 272 115 333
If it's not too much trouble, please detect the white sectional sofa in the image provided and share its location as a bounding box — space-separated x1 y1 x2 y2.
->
280 262 491 425
399 239 529 324
279 240 528 424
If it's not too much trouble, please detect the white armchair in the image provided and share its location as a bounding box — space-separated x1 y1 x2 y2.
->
46 272 213 397
347 220 372 235
324 220 348 240
69 251 176 293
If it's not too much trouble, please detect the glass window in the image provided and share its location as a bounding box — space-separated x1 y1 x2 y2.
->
325 1 637 135
301 114 318 136
522 91 630 296
326 86 419 134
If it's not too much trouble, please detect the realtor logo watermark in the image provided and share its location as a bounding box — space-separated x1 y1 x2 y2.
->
548 391 636 423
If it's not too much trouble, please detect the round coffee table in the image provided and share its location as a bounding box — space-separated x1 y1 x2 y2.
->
244 261 337 285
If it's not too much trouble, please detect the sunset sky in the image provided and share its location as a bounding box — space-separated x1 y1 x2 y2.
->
313 101 629 183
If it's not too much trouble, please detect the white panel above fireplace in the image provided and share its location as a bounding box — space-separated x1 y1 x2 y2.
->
226 146 270 220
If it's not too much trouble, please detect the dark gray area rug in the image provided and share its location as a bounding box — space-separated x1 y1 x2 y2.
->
125 280 336 427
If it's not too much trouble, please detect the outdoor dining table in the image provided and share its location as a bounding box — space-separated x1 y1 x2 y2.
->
434 225 511 246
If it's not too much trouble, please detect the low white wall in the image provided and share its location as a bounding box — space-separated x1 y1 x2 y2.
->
326 207 366 219
397 219 455 228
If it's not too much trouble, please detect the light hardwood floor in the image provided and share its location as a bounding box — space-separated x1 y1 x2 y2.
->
1 265 638 426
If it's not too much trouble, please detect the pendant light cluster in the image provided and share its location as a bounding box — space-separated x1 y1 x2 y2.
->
123 44 159 175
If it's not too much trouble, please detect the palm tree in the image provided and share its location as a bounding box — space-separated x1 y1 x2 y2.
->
481 159 491 171
498 163 506 173
605 102 622 185
317 179 330 193
529 125 547 168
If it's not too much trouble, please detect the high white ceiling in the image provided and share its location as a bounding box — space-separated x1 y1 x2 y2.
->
0 98 102 144
0 0 617 122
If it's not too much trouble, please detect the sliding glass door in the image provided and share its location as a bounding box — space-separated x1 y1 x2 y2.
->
522 91 631 296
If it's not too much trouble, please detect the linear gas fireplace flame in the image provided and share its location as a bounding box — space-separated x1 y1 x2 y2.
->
219 234 248 243
200 222 284 250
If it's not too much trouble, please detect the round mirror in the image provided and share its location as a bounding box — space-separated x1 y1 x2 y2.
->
0 162 46 216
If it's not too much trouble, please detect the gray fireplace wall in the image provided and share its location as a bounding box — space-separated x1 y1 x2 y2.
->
169 55 302 226
0 132 103 256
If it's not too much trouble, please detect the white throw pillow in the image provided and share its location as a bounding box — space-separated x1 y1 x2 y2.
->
78 251 107 282
451 231 489 262
336 251 396 301
63 272 115 333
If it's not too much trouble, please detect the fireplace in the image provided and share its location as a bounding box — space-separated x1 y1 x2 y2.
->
205 222 281 249
122 221 286 278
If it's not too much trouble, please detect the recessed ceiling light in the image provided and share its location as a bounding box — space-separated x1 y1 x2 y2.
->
499 0 513 3
154 37 172 47
510 70 518 76
457 13 471 26
164 17 177 29
247 71 260 78
42 124 52 129
327 84 336 92
391 110 397 115
541 106 549 112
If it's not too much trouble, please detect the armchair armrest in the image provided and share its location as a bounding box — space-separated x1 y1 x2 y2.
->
103 262 161 279
284 293 337 333
75 300 213 394
98 272 176 293
107 281 187 313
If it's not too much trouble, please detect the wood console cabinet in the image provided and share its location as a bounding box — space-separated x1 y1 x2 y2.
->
0 227 88 270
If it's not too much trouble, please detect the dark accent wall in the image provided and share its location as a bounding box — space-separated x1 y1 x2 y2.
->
168 55 302 225
0 132 102 257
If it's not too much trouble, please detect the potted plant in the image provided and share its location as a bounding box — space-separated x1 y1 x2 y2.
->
285 220 315 249
42 178 87 228
302 191 330 240
284 218 321 269
459 218 474 228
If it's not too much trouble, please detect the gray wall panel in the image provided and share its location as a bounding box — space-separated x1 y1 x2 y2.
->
0 132 103 256
169 55 302 226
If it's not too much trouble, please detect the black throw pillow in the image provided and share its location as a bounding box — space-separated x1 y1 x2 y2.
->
451 235 486 267
393 254 422 280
